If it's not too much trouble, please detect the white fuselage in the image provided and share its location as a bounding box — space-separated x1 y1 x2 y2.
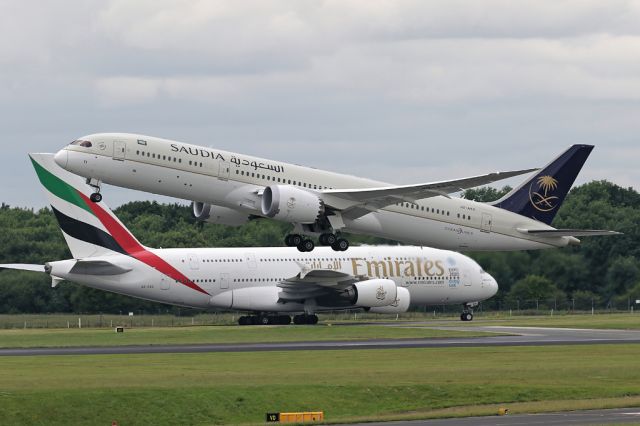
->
47 245 497 312
56 133 569 251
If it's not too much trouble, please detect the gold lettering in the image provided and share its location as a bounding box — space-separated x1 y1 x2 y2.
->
403 261 415 277
425 260 435 276
394 260 403 277
351 258 364 275
435 260 445 276
367 261 387 278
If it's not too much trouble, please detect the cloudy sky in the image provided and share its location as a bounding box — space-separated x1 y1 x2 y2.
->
1 0 639 208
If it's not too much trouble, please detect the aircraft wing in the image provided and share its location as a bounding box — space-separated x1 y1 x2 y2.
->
0 263 46 272
277 268 362 302
516 228 622 237
321 168 537 220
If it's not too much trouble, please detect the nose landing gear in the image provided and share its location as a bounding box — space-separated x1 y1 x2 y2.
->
86 178 102 203
460 302 478 321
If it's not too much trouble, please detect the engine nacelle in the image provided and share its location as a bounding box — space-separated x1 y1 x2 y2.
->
368 287 410 313
352 279 398 308
261 185 323 224
192 202 250 227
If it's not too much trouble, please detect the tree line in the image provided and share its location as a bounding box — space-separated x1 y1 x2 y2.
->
0 180 637 314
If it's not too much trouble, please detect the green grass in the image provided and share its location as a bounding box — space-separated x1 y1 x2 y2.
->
1 345 640 425
457 312 640 330
0 324 492 348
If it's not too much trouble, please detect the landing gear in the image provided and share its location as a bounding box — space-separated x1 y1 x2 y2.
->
460 312 473 322
285 234 303 247
293 314 318 325
238 314 292 325
297 239 315 252
460 302 478 321
285 232 349 252
319 233 337 246
86 178 102 203
331 238 349 252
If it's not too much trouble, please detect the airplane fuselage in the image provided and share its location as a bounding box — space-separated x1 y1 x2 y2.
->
47 245 497 311
55 133 570 251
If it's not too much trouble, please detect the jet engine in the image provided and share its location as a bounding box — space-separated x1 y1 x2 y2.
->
349 279 398 308
261 185 323 224
192 202 250 227
368 287 410 313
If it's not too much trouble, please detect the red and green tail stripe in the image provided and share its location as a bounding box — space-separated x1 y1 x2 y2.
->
32 156 209 296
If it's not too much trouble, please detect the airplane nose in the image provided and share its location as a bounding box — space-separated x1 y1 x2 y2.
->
487 274 499 297
54 150 68 168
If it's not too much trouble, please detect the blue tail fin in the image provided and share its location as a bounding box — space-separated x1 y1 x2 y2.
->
491 144 594 225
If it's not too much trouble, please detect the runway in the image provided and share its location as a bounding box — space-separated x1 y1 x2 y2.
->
2 325 640 356
340 407 640 425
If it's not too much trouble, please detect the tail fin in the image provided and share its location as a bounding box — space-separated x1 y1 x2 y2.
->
491 144 594 225
29 153 146 258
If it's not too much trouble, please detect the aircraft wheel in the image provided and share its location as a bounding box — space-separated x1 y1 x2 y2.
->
298 239 314 252
307 314 319 325
319 233 336 246
278 315 291 325
332 238 349 251
260 316 271 325
238 316 248 325
293 314 305 325
90 193 102 203
465 312 473 321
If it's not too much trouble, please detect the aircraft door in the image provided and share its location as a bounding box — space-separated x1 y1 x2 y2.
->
463 270 472 286
113 141 126 161
218 160 230 181
481 213 492 233
188 253 200 270
160 275 170 290
245 253 257 269
220 273 230 289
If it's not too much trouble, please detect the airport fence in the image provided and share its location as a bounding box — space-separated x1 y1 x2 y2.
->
1 300 639 329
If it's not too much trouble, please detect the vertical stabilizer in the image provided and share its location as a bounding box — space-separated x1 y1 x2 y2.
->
491 145 594 225
29 153 145 258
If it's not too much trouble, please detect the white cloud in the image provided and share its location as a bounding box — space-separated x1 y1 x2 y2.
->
1 0 640 207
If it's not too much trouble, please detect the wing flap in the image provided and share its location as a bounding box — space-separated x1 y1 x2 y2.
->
516 228 622 237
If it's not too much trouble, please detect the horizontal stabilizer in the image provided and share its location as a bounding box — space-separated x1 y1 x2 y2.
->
69 260 132 276
0 264 46 273
517 228 622 237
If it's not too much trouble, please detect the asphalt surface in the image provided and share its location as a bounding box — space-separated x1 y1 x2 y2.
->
2 324 640 356
340 407 640 425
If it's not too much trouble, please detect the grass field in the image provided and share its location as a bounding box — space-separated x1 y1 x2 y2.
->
1 344 640 425
0 324 493 348
454 312 640 330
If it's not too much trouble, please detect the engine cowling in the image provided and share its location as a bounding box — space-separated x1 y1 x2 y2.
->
368 287 410 313
351 279 398 308
261 185 323 224
192 202 250 227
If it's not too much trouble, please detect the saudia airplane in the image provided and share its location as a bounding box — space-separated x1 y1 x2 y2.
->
0 154 498 324
53 134 619 252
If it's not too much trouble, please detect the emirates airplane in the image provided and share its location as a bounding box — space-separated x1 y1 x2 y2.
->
0 154 498 324
53 134 618 252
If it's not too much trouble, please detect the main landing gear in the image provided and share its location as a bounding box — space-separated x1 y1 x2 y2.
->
236 314 319 325
238 314 292 325
86 178 102 203
285 233 349 252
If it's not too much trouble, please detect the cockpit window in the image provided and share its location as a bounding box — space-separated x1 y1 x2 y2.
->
70 140 92 148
